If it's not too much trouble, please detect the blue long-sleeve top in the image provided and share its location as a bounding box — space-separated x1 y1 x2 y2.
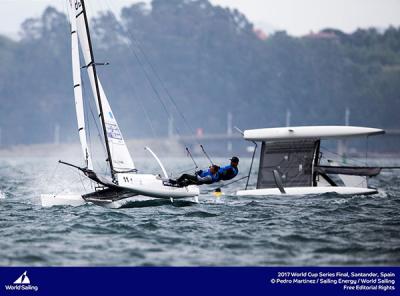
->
196 168 219 184
218 165 238 181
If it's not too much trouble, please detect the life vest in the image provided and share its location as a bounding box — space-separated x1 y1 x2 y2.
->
218 165 238 181
198 169 219 183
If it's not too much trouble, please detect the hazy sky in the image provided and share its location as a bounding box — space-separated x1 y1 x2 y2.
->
2 0 400 38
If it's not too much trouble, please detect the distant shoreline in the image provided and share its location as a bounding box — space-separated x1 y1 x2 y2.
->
0 140 399 159
0 138 185 158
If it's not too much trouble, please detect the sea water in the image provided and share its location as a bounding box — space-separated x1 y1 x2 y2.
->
0 156 399 266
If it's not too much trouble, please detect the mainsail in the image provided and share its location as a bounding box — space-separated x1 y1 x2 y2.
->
69 0 135 175
68 2 93 170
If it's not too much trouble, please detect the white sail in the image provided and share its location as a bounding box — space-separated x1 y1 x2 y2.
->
70 0 135 172
68 2 93 170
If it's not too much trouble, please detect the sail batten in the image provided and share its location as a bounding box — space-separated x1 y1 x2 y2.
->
69 0 135 175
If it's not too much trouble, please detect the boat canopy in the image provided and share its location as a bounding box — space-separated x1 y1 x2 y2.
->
257 139 319 189
244 126 384 142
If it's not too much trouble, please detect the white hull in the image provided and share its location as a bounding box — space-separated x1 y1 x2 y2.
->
40 173 200 209
40 193 199 209
93 195 167 209
116 173 200 199
236 186 378 197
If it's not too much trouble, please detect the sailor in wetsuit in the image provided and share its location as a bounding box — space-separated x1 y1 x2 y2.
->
217 156 239 181
172 164 220 187
168 157 239 187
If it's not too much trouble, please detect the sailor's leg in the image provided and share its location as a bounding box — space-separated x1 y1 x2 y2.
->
177 174 198 186
177 174 194 182
176 174 188 183
186 174 199 183
168 178 177 185
166 174 190 186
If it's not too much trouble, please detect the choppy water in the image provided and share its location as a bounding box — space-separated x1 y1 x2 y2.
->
0 156 399 266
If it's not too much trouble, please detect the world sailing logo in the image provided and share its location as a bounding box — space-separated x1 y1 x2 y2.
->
14 271 30 284
4 271 39 292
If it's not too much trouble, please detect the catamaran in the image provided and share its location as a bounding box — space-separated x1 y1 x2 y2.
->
41 0 199 208
236 125 387 196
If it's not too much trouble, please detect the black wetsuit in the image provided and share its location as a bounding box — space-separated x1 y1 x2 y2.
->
175 169 219 186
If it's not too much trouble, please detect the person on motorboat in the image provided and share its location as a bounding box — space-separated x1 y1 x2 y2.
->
170 164 220 187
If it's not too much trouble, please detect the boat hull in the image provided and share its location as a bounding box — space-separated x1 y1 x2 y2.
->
116 173 200 199
40 193 198 209
236 186 378 196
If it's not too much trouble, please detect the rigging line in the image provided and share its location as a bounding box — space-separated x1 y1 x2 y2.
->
101 0 194 144
77 169 87 192
186 147 199 169
100 0 180 134
320 145 367 166
170 166 197 178
92 6 198 171
115 59 159 138
120 34 183 139
104 0 254 141
119 14 199 138
205 176 249 193
119 19 211 152
135 89 158 138
104 46 158 138
93 0 157 138
97 0 206 167
200 144 214 165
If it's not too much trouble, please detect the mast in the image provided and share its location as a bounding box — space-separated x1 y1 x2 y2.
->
79 0 115 180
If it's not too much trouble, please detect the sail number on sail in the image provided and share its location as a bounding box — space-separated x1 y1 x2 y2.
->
74 0 82 11
106 124 123 141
